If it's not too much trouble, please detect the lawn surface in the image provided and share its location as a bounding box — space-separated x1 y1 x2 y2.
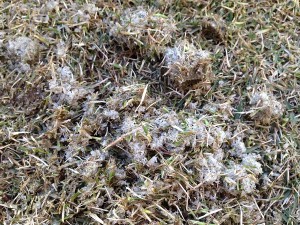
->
0 0 299 224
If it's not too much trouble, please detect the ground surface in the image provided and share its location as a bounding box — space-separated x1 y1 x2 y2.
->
0 0 299 224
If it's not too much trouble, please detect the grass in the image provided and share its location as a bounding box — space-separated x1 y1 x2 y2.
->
0 0 299 224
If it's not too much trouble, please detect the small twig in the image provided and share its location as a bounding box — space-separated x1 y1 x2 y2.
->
197 208 223 220
102 127 142 151
135 84 149 112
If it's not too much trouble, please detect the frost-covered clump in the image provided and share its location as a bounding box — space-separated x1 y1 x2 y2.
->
69 3 99 25
229 124 249 157
120 117 148 164
110 109 228 164
165 41 210 66
150 112 228 152
82 3 99 15
48 66 89 105
131 141 147 164
242 153 262 175
202 103 218 114
7 36 39 63
210 126 227 149
224 154 262 194
150 111 182 151
249 91 284 124
132 178 165 197
78 150 108 177
153 111 179 130
106 83 154 112
109 7 176 54
46 1 59 11
119 110 229 163
103 109 119 120
79 160 99 177
184 117 228 150
199 150 224 183
165 40 213 92
231 137 247 157
120 8 148 27
82 93 99 116
202 102 233 120
164 47 181 66
9 62 31 73
224 163 256 194
56 40 67 59
121 117 137 133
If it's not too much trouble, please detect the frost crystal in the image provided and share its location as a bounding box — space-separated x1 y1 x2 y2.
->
131 141 147 164
79 150 107 176
199 153 224 183
165 47 181 66
58 66 74 81
83 3 99 14
241 176 257 194
121 8 148 27
224 159 261 194
202 103 218 114
121 117 136 133
165 41 210 66
7 37 38 62
164 40 212 91
48 66 88 105
56 40 67 58
108 7 176 54
231 137 247 156
46 1 58 11
150 134 165 149
103 109 119 120
90 150 107 161
242 154 262 175
210 126 227 149
250 91 284 123
154 111 179 129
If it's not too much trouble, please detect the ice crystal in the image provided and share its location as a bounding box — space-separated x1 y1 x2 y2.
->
7 37 38 62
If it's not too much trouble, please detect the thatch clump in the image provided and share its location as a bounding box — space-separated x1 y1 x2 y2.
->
164 40 213 93
249 91 284 124
202 14 227 43
108 6 177 56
